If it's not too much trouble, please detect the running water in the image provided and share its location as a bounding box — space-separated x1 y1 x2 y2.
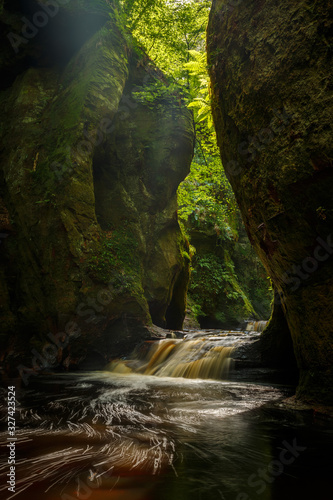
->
108 333 236 379
0 330 332 500
245 320 268 333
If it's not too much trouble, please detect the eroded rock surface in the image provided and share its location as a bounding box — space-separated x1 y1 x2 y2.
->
0 0 194 371
207 0 333 403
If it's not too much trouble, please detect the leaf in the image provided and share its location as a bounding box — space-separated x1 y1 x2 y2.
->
187 101 203 109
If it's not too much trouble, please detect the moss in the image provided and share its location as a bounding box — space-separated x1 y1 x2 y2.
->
186 224 271 328
88 226 142 287
189 249 256 327
178 152 271 327
0 0 195 370
42 23 129 185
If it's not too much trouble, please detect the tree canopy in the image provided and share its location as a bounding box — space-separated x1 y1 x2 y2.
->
115 0 235 226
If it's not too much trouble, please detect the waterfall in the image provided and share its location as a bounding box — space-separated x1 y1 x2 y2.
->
108 335 235 380
245 320 267 332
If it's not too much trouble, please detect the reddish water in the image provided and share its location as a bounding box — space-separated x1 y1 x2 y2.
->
0 332 332 500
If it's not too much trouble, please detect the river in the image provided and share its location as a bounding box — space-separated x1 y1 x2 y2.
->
0 331 332 500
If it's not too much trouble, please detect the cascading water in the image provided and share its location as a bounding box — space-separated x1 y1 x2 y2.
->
108 334 236 380
0 329 331 500
245 320 268 332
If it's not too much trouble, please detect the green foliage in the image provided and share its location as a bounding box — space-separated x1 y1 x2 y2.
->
185 49 213 130
232 239 273 318
132 79 181 110
190 253 245 317
109 0 273 324
191 255 239 293
115 0 216 140
178 157 238 240
123 0 210 83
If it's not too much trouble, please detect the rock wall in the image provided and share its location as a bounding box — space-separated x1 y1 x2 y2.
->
207 0 333 403
0 0 194 373
187 221 272 329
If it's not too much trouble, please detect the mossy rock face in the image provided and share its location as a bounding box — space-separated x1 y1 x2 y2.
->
207 0 333 403
187 222 272 329
0 1 194 371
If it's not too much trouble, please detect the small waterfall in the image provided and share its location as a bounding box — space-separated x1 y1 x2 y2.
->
245 320 267 332
108 336 235 380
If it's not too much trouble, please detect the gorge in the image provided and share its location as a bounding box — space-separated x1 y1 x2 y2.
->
0 1 332 498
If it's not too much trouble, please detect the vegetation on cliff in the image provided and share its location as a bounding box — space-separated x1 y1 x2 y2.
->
0 0 274 373
124 0 272 327
0 0 194 371
178 153 272 327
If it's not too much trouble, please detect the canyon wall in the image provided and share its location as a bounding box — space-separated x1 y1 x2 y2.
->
207 0 333 403
0 0 194 373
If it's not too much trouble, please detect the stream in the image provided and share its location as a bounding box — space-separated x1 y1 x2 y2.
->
0 330 332 500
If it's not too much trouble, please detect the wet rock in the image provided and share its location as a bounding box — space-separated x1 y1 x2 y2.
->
0 1 194 370
207 0 333 403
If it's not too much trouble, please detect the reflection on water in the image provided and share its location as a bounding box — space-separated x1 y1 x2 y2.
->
0 369 332 500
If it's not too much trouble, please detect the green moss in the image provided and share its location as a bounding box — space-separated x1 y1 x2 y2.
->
0 0 195 368
178 156 271 326
34 22 130 187
88 226 143 294
189 251 255 325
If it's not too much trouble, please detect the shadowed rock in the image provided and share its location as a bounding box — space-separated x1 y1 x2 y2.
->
207 0 333 403
0 0 194 371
